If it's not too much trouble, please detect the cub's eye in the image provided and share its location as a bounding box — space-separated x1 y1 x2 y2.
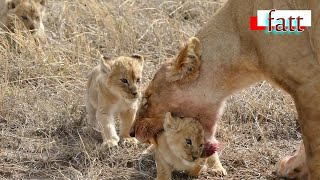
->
120 78 128 84
35 16 39 20
21 16 28 20
187 67 193 72
136 78 141 83
186 139 192 145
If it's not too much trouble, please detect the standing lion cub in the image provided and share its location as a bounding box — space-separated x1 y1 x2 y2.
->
154 112 207 180
86 55 144 149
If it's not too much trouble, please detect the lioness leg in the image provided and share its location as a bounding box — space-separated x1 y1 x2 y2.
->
294 83 320 179
119 108 138 143
200 117 227 175
207 153 227 176
96 109 119 148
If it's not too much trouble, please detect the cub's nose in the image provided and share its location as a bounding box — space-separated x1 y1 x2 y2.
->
131 91 138 96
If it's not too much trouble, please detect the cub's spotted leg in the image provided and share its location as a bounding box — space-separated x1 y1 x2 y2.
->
155 153 172 180
207 153 227 176
119 108 138 144
86 102 98 131
96 108 119 149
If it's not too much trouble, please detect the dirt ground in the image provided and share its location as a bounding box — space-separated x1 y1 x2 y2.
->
0 0 301 179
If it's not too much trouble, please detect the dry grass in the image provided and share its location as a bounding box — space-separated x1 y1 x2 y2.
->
0 0 300 179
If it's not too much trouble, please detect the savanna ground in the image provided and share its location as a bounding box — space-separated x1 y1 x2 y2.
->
0 0 301 179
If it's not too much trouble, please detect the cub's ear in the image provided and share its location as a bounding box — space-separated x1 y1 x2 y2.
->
166 37 202 82
99 57 111 74
163 112 179 131
7 0 19 9
131 54 144 64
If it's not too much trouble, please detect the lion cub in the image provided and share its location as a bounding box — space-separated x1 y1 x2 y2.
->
0 0 46 37
86 55 144 149
154 112 206 180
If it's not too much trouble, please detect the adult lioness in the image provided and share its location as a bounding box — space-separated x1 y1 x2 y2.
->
131 0 320 179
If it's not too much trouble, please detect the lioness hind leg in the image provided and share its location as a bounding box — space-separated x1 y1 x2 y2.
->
119 108 138 144
207 153 227 176
294 83 320 179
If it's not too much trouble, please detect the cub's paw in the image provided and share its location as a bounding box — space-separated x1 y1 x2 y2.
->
101 139 119 149
187 165 207 177
120 137 138 145
208 166 227 176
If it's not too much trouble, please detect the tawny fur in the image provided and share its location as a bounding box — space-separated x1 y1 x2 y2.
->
131 0 320 178
0 0 46 38
86 55 144 148
155 112 207 180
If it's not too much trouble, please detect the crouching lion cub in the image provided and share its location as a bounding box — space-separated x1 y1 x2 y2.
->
155 112 207 180
0 0 46 37
86 55 144 149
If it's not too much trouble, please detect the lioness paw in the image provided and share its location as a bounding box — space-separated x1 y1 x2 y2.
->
101 139 119 149
208 166 227 176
